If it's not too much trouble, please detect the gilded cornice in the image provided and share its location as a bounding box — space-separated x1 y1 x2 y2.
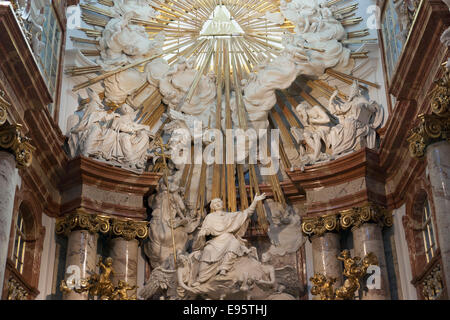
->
56 209 149 241
110 218 149 241
0 123 35 168
408 68 450 158
301 203 392 237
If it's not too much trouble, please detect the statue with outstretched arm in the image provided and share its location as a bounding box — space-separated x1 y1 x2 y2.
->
192 193 267 286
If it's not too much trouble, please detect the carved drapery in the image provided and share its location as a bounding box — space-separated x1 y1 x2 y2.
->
301 203 392 237
408 68 450 158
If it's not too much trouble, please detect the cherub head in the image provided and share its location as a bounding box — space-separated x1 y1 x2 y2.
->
105 257 113 266
340 249 351 259
296 102 310 121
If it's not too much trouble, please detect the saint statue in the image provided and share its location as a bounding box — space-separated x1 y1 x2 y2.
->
291 101 332 162
328 80 384 156
192 193 267 286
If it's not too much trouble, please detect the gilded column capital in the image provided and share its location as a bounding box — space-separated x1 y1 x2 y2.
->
340 203 393 230
301 213 340 237
55 209 110 237
0 91 9 125
408 68 450 158
110 218 149 241
0 123 35 168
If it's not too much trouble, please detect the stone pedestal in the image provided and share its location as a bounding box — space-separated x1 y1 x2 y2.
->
63 230 98 300
110 237 139 296
352 223 390 300
0 151 17 292
426 141 450 297
311 232 342 287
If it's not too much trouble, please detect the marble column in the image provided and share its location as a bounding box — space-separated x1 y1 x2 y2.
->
63 230 98 300
352 223 390 300
0 151 17 293
426 140 450 297
311 232 343 287
110 237 139 296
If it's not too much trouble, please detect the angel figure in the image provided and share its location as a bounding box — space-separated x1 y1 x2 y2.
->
328 80 384 156
69 89 115 158
112 280 137 300
98 257 114 283
337 249 360 278
291 101 332 163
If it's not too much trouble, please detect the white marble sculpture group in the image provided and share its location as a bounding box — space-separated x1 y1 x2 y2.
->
66 0 385 173
67 89 153 170
63 0 389 299
291 80 384 167
141 177 304 300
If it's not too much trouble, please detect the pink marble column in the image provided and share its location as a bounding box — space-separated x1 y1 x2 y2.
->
426 141 450 297
352 223 390 300
311 232 342 288
0 151 17 292
110 237 139 296
63 230 98 300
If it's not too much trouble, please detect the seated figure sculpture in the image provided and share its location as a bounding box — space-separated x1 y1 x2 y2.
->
328 80 384 156
192 193 267 286
291 101 333 163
